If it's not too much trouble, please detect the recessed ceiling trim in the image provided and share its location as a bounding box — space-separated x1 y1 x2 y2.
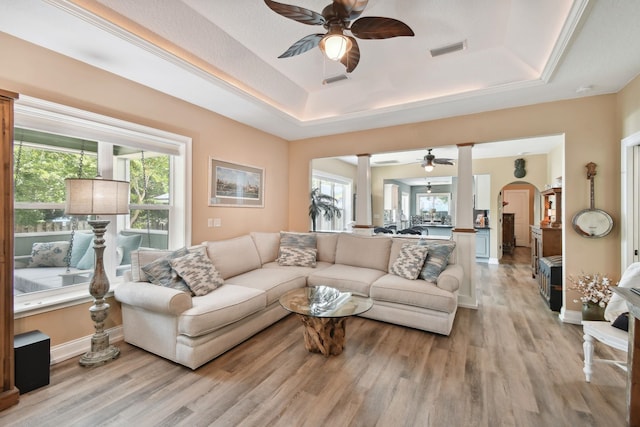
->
540 0 590 83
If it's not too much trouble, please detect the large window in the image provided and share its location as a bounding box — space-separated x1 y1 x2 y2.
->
416 192 451 217
13 96 191 315
311 172 352 232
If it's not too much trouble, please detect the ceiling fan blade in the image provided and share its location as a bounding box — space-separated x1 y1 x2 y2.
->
433 158 455 165
334 0 369 20
350 17 415 39
278 34 324 58
264 0 326 26
340 36 360 73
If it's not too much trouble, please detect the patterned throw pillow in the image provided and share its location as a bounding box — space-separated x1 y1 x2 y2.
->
278 232 317 267
142 247 191 293
417 240 456 282
170 252 224 296
390 243 429 280
278 246 318 267
28 241 70 268
279 231 317 248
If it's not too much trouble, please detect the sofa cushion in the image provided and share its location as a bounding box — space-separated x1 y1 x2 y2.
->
142 247 191 293
205 235 262 280
371 274 458 314
225 268 307 305
131 245 207 282
131 249 175 282
307 264 386 296
334 234 392 272
250 232 280 264
262 261 333 276
28 241 70 267
417 240 456 282
389 243 429 280
178 284 266 337
316 233 338 263
170 252 224 297
278 246 317 267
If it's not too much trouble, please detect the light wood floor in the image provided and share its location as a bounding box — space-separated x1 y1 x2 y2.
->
0 247 627 426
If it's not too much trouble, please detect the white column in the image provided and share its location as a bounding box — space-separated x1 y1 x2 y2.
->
354 154 373 235
452 144 477 308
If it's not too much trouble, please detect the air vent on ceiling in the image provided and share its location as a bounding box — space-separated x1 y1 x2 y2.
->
430 40 467 57
322 74 349 85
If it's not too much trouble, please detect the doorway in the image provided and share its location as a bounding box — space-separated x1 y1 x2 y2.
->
501 182 536 264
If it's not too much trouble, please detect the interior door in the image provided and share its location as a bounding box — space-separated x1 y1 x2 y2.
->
503 189 530 247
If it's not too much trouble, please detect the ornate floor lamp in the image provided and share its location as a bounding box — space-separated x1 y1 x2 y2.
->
65 178 129 367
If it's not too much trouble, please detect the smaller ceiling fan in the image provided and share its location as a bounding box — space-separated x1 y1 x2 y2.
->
421 149 455 172
264 0 414 73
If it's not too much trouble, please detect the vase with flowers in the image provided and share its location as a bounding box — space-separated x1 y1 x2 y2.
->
569 273 617 321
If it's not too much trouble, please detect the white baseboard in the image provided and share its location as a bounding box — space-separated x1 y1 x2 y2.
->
50 326 124 365
559 308 582 325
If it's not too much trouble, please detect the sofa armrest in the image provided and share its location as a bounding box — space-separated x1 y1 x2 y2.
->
115 282 192 315
436 264 463 293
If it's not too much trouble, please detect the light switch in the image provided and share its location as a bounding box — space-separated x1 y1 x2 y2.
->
207 218 214 227
213 218 222 227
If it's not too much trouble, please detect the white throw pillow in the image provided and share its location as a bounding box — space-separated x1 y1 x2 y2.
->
604 262 640 322
27 241 70 268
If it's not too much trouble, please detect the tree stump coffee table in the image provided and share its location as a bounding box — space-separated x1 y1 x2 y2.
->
279 286 373 356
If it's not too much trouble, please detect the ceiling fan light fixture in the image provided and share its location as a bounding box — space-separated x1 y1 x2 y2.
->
424 162 434 172
320 33 352 61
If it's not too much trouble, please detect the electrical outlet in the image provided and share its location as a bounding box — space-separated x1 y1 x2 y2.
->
207 218 214 227
213 218 222 227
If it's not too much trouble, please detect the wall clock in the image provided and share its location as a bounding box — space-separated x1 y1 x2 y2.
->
571 162 613 238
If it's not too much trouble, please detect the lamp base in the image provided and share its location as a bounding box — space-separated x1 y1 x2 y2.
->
79 331 120 367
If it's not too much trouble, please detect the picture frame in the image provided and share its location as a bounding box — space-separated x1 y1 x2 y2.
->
208 158 264 207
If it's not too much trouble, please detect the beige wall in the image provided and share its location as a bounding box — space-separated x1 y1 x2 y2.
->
0 33 289 343
289 96 620 313
618 73 640 138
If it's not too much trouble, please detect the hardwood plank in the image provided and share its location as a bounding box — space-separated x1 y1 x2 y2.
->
0 247 627 426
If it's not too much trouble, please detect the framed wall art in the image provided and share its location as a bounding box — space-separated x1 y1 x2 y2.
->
208 158 264 207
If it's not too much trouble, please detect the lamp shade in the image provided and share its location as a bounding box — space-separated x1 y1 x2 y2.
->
65 178 130 215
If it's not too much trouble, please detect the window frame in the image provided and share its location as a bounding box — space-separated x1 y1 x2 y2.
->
415 192 452 215
13 96 192 317
311 170 353 232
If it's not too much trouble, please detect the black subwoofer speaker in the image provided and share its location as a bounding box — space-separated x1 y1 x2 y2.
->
14 330 50 394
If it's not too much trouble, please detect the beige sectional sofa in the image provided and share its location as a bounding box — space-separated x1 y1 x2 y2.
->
115 232 464 369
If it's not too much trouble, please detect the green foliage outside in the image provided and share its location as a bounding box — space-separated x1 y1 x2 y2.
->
14 146 97 228
14 145 170 232
126 155 170 230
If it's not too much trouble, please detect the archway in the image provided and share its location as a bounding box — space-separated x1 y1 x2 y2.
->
499 181 539 264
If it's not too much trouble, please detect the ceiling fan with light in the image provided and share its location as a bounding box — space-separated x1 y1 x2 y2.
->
420 149 455 172
264 0 414 72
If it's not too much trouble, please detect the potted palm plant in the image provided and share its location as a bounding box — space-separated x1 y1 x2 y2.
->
309 188 342 232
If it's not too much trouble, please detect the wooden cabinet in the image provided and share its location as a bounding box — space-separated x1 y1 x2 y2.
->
541 187 562 228
531 226 562 279
502 213 515 254
0 89 19 411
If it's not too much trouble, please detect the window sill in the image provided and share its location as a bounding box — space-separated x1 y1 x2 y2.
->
14 282 120 319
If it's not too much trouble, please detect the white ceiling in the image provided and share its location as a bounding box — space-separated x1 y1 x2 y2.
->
1 0 640 144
